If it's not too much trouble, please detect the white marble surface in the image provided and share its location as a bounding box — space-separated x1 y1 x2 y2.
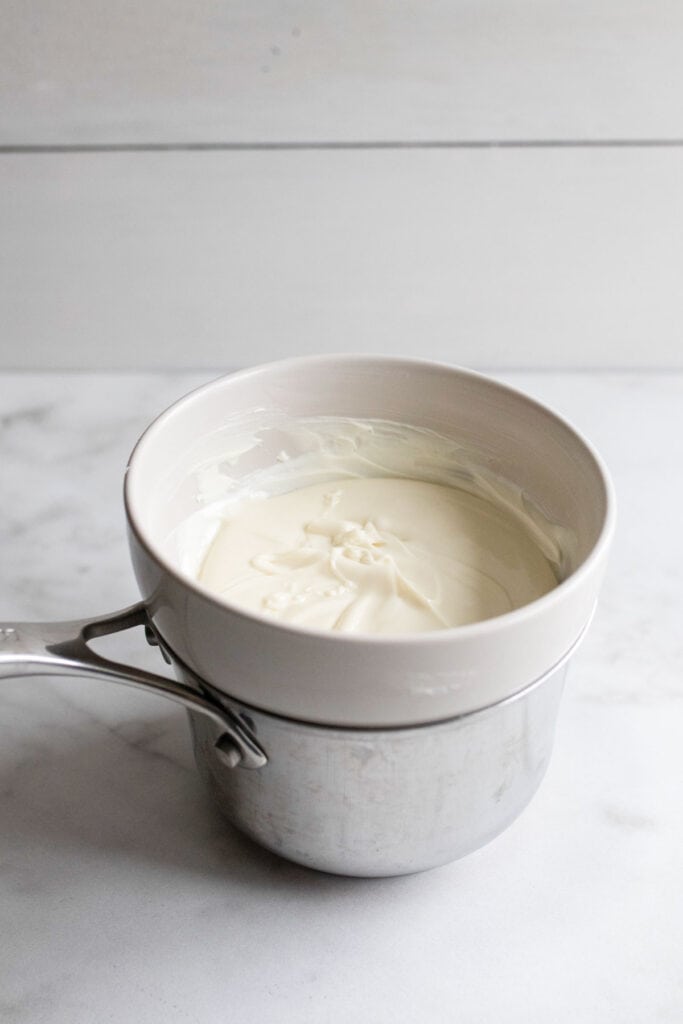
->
0 371 681 1023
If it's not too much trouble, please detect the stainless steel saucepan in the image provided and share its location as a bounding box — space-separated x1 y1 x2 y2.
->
0 357 615 876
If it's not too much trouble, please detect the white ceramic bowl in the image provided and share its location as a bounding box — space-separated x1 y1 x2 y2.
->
125 355 615 728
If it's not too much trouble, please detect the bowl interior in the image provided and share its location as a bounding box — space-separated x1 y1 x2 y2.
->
126 357 610 590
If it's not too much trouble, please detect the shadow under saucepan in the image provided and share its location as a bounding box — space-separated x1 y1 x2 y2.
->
0 699 423 901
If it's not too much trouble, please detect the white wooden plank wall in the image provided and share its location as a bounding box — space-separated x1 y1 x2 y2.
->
1 2 682 368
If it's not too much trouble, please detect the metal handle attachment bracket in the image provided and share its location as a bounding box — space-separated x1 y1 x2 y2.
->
0 603 267 770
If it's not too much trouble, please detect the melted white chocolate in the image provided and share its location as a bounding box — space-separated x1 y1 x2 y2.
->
197 477 558 634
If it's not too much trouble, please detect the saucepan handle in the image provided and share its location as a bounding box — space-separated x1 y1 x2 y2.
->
0 602 267 770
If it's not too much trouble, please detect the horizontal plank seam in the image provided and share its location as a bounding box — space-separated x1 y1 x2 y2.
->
4 138 683 154
0 366 680 375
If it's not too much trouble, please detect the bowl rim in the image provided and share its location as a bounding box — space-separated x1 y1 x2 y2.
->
123 354 616 647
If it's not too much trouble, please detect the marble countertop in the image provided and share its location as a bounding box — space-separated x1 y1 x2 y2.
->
1 371 680 1023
